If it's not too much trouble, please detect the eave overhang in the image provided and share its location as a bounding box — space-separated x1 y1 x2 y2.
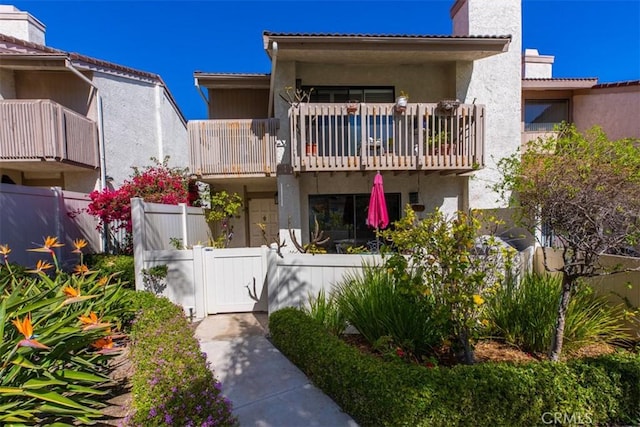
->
194 72 271 89
262 32 511 64
522 78 598 91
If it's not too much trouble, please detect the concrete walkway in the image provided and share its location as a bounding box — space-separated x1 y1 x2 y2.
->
195 313 359 427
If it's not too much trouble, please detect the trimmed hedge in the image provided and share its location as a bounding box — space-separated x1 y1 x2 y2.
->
86 254 135 289
124 291 237 426
269 307 640 427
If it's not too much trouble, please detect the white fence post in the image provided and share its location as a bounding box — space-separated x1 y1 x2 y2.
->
131 197 145 290
180 202 188 248
192 245 206 319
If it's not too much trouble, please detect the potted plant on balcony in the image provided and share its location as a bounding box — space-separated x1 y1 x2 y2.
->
395 91 409 113
346 100 359 115
280 86 318 157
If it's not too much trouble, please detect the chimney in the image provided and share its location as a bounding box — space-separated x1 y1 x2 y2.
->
522 48 554 78
0 5 46 45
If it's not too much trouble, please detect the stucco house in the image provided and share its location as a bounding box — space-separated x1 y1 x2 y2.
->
0 5 188 193
189 0 522 252
522 48 640 146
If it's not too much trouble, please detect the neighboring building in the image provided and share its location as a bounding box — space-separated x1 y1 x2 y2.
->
0 5 187 193
522 48 640 145
189 0 522 251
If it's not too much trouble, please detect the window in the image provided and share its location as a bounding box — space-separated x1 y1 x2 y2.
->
524 99 569 132
303 86 395 103
309 193 401 252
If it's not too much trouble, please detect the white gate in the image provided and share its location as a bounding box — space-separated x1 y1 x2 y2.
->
203 247 268 314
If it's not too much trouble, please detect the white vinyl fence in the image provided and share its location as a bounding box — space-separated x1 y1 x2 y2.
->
0 184 101 267
131 199 384 319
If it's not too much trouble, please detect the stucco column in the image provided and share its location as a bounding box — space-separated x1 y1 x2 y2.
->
452 0 522 210
273 60 303 247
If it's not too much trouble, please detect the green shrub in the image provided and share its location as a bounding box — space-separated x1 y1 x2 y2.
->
86 254 135 289
304 288 347 336
125 291 237 426
269 307 640 427
334 264 445 359
487 273 626 354
0 239 133 425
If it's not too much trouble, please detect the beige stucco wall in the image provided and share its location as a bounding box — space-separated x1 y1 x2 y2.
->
0 68 16 99
296 62 456 102
534 247 640 337
299 172 466 244
573 87 640 141
15 70 93 116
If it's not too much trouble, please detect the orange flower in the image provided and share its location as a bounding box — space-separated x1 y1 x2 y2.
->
73 264 90 275
26 260 54 273
78 312 111 331
12 315 50 350
28 236 64 253
0 244 10 257
97 276 109 287
61 285 95 305
91 336 115 352
71 239 88 254
62 285 80 298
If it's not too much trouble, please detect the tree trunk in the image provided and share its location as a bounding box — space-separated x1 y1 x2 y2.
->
549 274 573 361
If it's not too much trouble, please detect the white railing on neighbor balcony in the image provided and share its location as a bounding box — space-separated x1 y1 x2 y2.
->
0 99 99 168
188 118 279 177
290 102 485 173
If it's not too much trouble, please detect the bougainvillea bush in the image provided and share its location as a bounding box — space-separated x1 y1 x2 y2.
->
87 157 192 253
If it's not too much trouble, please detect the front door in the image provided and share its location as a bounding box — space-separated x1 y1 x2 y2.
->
248 198 279 247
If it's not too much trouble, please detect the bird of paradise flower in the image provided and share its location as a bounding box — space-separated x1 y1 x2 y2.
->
12 315 50 350
28 236 64 272
78 312 112 331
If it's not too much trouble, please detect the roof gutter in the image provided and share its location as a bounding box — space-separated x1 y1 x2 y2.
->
194 77 209 111
65 59 108 252
267 41 278 118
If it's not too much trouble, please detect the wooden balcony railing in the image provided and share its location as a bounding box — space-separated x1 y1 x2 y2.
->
189 119 279 177
0 99 99 168
290 102 485 173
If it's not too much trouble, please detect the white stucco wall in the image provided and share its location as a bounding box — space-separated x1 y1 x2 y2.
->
0 69 16 99
0 5 45 44
92 73 187 187
452 0 522 209
573 88 640 141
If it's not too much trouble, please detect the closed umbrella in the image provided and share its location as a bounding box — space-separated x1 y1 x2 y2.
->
367 172 389 251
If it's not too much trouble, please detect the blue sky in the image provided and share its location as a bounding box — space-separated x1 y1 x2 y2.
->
10 1 640 120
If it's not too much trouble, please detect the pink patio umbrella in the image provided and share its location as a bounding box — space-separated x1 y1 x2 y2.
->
367 172 389 251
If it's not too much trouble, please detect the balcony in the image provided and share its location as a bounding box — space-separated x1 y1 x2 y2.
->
189 118 279 178
0 99 99 170
290 102 484 174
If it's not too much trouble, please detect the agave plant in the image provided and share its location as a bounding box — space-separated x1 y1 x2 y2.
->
0 238 133 425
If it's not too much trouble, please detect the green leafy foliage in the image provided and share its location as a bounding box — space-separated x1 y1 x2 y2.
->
487 273 627 354
85 254 135 289
380 207 516 363
334 263 446 360
303 288 347 336
496 124 640 359
205 191 243 248
270 307 640 427
0 240 132 425
124 292 237 427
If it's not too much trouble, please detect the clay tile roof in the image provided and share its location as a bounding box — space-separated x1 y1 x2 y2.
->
592 80 640 88
263 31 511 39
0 33 161 81
523 77 599 82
